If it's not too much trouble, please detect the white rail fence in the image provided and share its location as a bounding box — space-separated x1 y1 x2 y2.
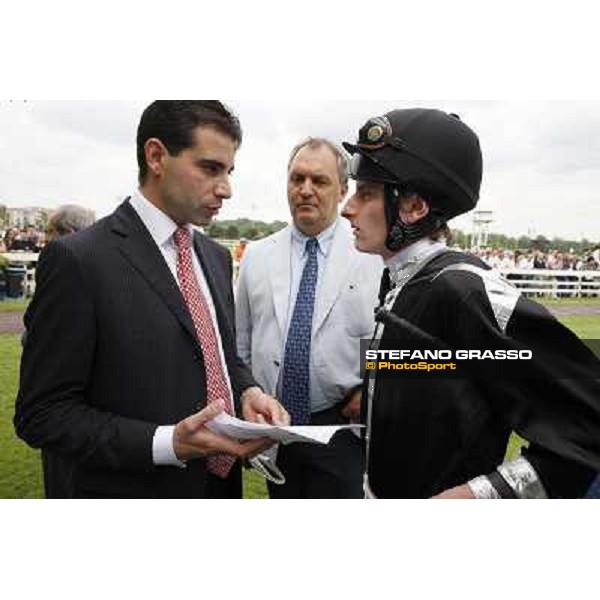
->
2 252 38 296
499 269 600 297
2 252 600 299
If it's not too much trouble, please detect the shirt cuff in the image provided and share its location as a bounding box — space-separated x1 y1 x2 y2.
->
153 426 186 468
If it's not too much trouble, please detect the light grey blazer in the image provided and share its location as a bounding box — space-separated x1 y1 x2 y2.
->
235 218 383 407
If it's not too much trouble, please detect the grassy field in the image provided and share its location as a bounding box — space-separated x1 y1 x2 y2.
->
1 304 598 498
538 297 600 307
0 299 30 313
558 317 600 339
0 334 43 498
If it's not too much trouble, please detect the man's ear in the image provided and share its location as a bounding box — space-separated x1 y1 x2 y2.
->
144 138 168 178
399 194 430 225
339 183 349 204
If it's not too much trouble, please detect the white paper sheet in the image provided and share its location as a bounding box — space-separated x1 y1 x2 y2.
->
206 412 363 446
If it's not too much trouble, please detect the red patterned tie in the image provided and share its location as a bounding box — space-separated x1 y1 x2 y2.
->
174 227 236 478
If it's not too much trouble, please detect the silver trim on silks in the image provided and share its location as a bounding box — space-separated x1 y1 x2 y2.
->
363 248 449 496
467 475 502 499
364 474 378 499
497 457 548 499
432 263 521 333
387 246 447 291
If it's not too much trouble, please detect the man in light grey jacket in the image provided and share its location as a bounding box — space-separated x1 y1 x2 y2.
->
236 138 383 498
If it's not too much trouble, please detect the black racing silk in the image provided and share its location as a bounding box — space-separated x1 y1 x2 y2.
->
367 251 600 498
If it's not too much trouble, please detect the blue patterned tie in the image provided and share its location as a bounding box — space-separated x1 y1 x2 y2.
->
281 238 319 425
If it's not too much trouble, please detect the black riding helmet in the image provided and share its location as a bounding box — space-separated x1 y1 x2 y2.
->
343 108 483 251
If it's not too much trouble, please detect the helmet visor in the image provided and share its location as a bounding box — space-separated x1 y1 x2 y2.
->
347 150 401 186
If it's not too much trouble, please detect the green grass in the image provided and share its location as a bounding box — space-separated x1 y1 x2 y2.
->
2 306 599 498
0 334 43 498
243 469 268 499
505 433 528 462
538 297 600 308
0 299 30 313
559 316 600 340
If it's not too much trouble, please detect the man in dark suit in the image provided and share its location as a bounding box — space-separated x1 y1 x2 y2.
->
14 100 288 499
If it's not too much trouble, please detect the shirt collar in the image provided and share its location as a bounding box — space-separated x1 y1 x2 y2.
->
291 218 339 257
129 189 190 248
385 238 447 286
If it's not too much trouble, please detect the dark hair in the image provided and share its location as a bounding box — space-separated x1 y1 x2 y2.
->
399 179 453 243
137 100 242 184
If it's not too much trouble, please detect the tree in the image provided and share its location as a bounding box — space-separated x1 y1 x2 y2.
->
207 219 291 240
206 222 225 238
245 226 259 240
270 221 287 234
450 228 468 248
224 224 240 239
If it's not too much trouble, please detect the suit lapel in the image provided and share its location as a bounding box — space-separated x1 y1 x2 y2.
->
269 228 292 338
110 201 199 348
313 220 352 334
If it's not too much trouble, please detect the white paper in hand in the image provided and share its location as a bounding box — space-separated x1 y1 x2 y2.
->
206 412 363 445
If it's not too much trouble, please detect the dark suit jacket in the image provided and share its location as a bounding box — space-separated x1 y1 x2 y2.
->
14 200 256 498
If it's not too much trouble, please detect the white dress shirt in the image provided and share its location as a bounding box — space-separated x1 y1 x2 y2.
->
129 190 233 467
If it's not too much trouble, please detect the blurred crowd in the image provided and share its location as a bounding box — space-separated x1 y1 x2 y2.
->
1 205 97 253
3 219 600 276
471 247 600 271
1 226 45 252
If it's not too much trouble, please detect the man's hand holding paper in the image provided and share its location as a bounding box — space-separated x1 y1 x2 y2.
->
206 411 363 446
173 400 272 462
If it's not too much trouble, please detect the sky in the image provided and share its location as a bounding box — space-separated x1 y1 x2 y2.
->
1 99 600 242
